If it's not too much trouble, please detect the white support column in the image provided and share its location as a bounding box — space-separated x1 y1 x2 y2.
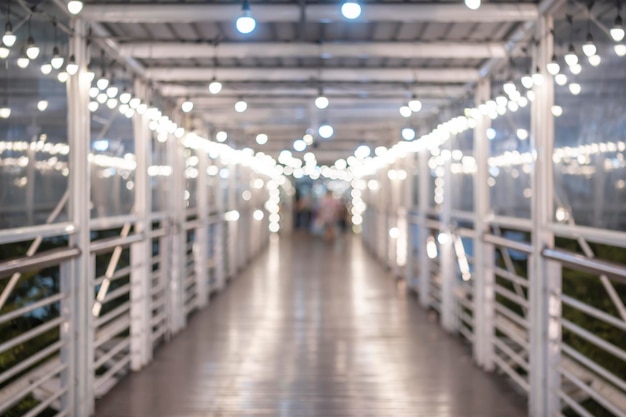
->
195 142 210 308
404 153 417 288
168 127 186 333
66 19 92 417
473 78 495 371
529 15 561 417
440 135 458 333
418 149 431 308
130 82 153 371
214 156 226 290
227 162 237 278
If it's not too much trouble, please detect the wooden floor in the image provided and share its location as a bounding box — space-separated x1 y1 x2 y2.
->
95 233 527 417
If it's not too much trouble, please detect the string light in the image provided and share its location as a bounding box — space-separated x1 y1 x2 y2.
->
235 98 247 112
67 1 84 15
181 99 193 113
3 2 16 48
315 90 329 109
408 95 422 112
209 78 222 94
611 14 625 42
256 133 268 145
588 54 601 67
119 89 131 104
564 44 578 66
582 33 597 57
40 63 52 74
341 0 362 19
66 55 78 75
236 0 256 34
319 123 334 139
37 100 48 111
399 105 412 118
402 127 416 141
547 54 560 75
465 0 481 10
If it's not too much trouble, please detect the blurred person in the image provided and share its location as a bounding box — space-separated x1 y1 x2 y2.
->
318 190 339 242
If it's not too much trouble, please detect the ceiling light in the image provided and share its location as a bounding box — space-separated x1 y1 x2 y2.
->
235 99 247 112
0 45 8 59
40 63 52 75
611 15 625 42
564 44 578 66
555 73 568 86
209 78 222 94
88 101 99 112
119 90 132 104
66 55 78 75
465 0 481 10
341 0 362 19
106 98 118 109
256 133 268 145
129 98 141 109
355 144 371 159
57 71 69 83
303 134 314 145
97 75 109 90
50 47 64 69
495 95 507 107
616 44 626 56
569 83 581 95
17 55 29 69
520 75 533 89
399 105 412 118
37 100 48 112
106 85 118 98
582 33 596 57
402 127 415 141
546 55 560 75
315 93 329 110
216 131 228 142
569 63 582 75
503 81 516 96
318 123 334 139
236 0 256 34
2 25 15 48
408 95 422 112
516 129 529 141
96 93 107 104
0 106 11 118
293 139 306 152
588 54 601 67
181 99 193 113
551 105 563 117
67 1 83 15
26 37 40 60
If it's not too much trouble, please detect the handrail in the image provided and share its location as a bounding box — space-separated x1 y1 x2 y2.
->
90 233 144 255
483 233 533 254
0 247 81 279
542 247 626 285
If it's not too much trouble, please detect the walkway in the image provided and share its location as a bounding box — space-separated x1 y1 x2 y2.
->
95 234 527 417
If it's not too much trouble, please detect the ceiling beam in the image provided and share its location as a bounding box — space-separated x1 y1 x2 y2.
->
160 84 468 98
147 67 480 83
119 41 507 60
81 3 538 24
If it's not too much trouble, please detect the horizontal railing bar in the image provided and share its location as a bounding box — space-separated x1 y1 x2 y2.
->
494 355 530 392
459 311 473 325
459 325 474 343
558 390 595 417
0 317 63 354
90 234 144 255
94 355 131 396
494 266 529 288
150 212 167 222
150 228 167 239
0 222 75 245
561 319 626 362
425 219 442 230
559 367 626 417
0 342 63 385
550 223 626 250
151 325 167 342
184 219 203 230
561 294 626 332
483 234 532 254
450 210 475 222
489 215 532 231
494 337 529 371
495 319 528 349
94 265 132 286
101 284 131 305
454 227 475 239
95 317 131 348
94 339 130 369
0 247 81 279
90 215 138 231
0 293 66 325
95 302 131 328
151 311 167 327
495 284 529 308
543 247 626 285
0 363 66 415
495 304 529 329
561 343 626 394
22 387 67 417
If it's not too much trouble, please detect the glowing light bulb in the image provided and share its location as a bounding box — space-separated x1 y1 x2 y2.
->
564 45 578 66
588 54 601 67
547 55 560 75
315 95 329 109
40 63 52 75
57 71 69 83
209 79 222 94
66 55 78 75
236 3 256 35
88 101 99 112
569 63 582 75
615 44 626 57
235 99 247 112
569 83 581 95
611 16 625 42
106 85 118 98
341 0 362 19
319 124 333 139
408 97 422 112
129 98 141 109
532 67 544 86
25 37 40 60
17 56 29 69
256 133 268 145
97 76 109 90
399 105 412 118
50 47 64 69
37 100 48 111
293 139 306 152
107 98 118 109
503 81 516 96
582 33 596 57
67 1 84 15
465 0 481 10
3 23 16 48
0 106 11 118
0 45 8 59
555 73 567 86
181 100 193 113
96 93 107 104
119 91 131 104
402 127 415 141
521 75 533 89
216 131 228 142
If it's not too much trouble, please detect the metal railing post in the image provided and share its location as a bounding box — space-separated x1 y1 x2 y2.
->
418 148 430 308
130 81 153 370
529 15 561 417
473 78 495 371
195 141 210 308
66 18 92 417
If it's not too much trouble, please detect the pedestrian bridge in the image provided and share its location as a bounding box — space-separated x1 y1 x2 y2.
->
1 0 626 417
